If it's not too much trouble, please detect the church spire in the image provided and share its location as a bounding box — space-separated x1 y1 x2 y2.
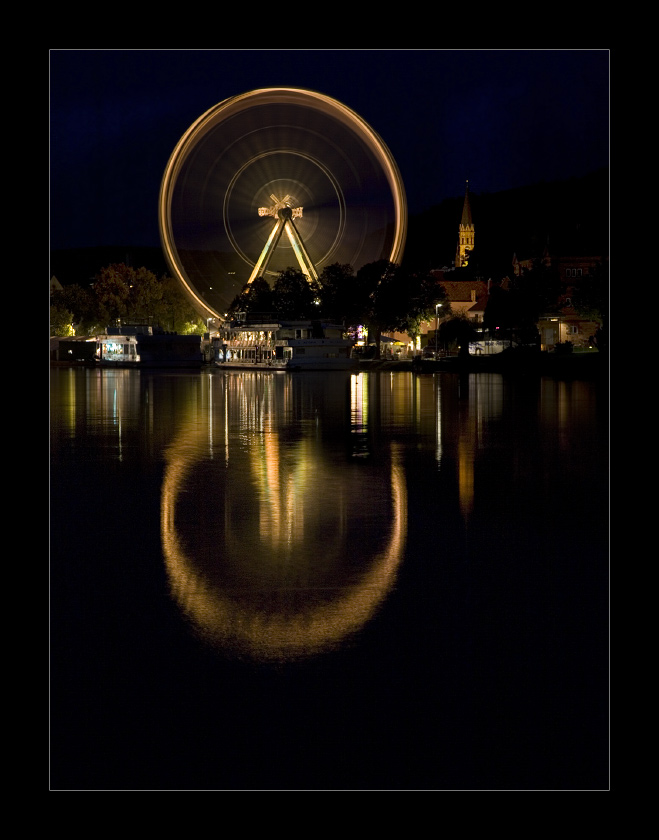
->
455 180 475 268
461 180 473 226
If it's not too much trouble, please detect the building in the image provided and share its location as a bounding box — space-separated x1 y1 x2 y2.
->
50 336 97 363
512 243 606 351
432 273 490 322
400 183 482 352
455 181 475 268
137 331 204 367
94 326 203 366
388 175 605 355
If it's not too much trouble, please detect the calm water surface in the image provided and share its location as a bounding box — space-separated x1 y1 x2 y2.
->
50 366 608 790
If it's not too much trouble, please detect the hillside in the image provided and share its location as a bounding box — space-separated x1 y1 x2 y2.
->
50 168 609 287
404 167 609 276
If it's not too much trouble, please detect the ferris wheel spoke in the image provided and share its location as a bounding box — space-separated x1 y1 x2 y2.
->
248 217 285 284
283 218 318 283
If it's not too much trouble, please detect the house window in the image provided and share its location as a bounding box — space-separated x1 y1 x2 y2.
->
571 326 579 335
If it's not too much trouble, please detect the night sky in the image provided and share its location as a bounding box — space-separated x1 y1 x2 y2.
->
49 49 609 252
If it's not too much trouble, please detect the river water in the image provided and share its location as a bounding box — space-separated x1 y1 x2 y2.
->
50 365 609 790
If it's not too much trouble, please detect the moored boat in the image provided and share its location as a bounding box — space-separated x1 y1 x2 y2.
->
213 317 358 371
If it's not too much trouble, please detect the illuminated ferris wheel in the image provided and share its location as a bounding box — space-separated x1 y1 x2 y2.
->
158 87 407 320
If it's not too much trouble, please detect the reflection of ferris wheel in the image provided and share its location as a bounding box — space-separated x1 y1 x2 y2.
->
159 88 407 320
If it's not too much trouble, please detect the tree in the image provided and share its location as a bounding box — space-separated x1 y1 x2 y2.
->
570 260 608 352
571 260 608 326
92 263 132 324
439 315 478 359
50 283 103 335
49 262 206 336
227 277 274 319
93 263 184 328
400 268 450 348
272 268 321 320
154 273 205 334
317 263 356 323
487 265 560 347
483 281 514 337
510 259 562 324
127 265 163 323
354 261 449 356
354 260 401 354
50 303 75 337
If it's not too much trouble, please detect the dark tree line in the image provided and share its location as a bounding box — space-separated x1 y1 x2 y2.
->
50 263 205 336
433 257 608 357
51 254 607 354
227 261 451 356
482 258 608 349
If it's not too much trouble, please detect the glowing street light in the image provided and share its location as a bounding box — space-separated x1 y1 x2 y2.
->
435 302 444 358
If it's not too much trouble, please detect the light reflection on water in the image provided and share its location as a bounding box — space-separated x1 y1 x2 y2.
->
160 371 408 661
50 366 606 663
50 365 608 789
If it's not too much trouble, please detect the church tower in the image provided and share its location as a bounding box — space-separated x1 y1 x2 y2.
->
455 180 474 268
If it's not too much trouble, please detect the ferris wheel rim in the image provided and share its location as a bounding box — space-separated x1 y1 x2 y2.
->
159 87 407 320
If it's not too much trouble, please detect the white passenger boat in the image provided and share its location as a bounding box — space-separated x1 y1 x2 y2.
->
213 318 358 371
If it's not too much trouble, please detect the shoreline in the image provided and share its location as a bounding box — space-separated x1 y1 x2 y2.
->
359 351 607 378
50 351 608 379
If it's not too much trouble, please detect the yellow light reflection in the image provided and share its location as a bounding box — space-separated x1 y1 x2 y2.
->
160 376 407 662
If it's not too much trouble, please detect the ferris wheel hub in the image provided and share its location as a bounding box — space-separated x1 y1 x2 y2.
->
258 194 303 221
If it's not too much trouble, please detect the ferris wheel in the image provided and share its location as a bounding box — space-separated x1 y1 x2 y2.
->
158 87 407 320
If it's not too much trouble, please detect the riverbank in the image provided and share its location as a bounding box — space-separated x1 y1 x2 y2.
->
50 350 608 380
359 350 607 379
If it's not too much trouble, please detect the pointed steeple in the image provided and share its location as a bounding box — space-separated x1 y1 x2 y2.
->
455 180 475 268
461 180 473 227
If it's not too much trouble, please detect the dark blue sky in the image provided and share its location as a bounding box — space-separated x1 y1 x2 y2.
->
49 49 609 251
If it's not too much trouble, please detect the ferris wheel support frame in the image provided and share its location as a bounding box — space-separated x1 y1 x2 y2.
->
248 196 319 285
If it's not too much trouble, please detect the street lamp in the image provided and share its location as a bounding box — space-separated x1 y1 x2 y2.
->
435 303 443 358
